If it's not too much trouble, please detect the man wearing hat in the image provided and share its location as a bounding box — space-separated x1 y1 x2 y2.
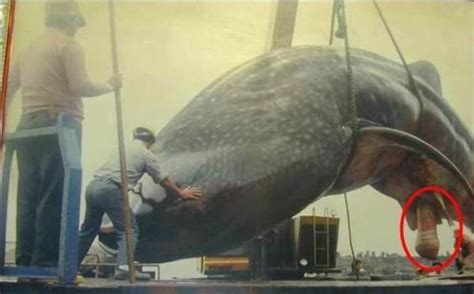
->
77 127 202 280
6 0 122 267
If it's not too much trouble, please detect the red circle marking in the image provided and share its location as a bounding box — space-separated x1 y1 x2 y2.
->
399 186 463 272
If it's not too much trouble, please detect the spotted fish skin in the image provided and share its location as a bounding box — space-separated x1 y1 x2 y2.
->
135 46 473 262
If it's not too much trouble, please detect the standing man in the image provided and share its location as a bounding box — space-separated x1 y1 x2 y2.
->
6 1 122 267
77 127 202 280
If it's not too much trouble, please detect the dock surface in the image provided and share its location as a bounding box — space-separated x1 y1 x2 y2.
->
1 277 474 293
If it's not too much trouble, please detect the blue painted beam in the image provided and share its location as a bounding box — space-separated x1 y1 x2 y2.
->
0 113 83 285
4 126 60 141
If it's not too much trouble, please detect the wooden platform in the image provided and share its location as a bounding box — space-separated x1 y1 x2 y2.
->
1 277 474 294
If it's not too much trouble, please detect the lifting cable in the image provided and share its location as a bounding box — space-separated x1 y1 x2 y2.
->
344 193 359 280
374 0 472 224
372 0 424 125
329 0 429 280
328 0 360 281
331 0 358 136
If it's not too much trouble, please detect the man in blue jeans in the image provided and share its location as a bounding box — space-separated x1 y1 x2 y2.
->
6 1 122 267
77 127 202 280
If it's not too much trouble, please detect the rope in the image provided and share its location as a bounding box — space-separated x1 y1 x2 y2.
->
327 0 360 187
332 0 358 135
344 192 359 280
372 0 424 125
329 1 359 280
327 0 429 282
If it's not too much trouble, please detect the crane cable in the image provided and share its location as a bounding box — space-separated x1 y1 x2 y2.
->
344 193 360 280
328 0 360 281
372 0 424 127
332 0 358 136
374 1 470 228
329 0 432 280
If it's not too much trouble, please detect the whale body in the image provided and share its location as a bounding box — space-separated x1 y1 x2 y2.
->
132 46 473 263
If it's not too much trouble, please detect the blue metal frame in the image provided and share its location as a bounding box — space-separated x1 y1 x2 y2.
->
0 113 82 284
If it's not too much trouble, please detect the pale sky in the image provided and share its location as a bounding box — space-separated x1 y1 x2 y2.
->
3 1 473 278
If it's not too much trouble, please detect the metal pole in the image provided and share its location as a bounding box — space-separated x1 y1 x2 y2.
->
107 0 136 283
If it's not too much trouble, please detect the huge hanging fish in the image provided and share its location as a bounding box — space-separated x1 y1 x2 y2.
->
131 46 473 263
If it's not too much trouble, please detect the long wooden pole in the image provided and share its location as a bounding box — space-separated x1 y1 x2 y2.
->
107 0 136 283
